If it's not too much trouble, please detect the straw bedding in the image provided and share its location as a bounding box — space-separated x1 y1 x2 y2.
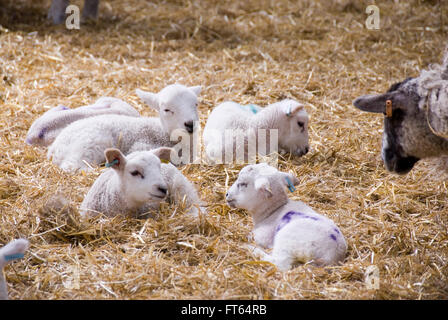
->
0 0 447 299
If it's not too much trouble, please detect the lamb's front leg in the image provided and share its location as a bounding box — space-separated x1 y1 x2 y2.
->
48 0 69 24
245 244 294 271
82 0 99 21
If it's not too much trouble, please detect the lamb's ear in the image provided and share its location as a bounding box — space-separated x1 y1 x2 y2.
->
136 89 159 110
104 148 126 171
254 177 273 198
353 93 392 114
188 86 202 96
278 172 300 191
152 147 173 163
284 102 304 117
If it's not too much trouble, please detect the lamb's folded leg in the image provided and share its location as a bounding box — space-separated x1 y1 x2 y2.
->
245 244 293 271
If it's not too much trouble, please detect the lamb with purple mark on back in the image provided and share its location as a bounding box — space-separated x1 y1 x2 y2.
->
226 163 346 270
47 84 201 172
26 97 140 147
0 239 29 300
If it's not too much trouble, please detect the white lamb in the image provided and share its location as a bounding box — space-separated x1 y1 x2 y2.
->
47 84 201 172
202 99 310 163
226 163 347 271
0 239 29 300
26 97 140 147
80 147 203 218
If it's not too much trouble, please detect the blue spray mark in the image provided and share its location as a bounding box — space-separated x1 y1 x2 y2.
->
239 103 261 114
38 127 47 139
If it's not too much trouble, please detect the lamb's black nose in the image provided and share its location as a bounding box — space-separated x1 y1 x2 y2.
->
158 186 167 195
225 192 229 198
184 121 194 133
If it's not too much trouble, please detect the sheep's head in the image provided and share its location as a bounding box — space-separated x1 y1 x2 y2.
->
136 84 201 135
104 148 173 208
226 163 299 214
275 100 310 157
353 77 448 174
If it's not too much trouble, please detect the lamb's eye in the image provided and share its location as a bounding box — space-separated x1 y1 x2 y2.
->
237 183 247 188
297 121 304 128
164 109 172 113
131 170 144 179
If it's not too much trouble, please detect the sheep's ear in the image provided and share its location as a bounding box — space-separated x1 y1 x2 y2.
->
353 93 392 114
104 148 126 171
151 147 173 163
188 86 202 96
136 89 159 110
284 102 304 117
278 172 300 191
254 177 273 198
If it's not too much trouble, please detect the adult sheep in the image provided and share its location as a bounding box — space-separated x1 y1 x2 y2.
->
353 50 448 174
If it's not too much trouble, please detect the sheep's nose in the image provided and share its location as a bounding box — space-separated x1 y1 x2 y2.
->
225 192 229 198
304 146 309 154
157 186 167 196
184 121 194 133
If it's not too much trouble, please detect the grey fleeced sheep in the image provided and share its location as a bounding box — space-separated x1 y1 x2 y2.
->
226 163 346 270
26 97 140 147
353 49 448 174
80 148 202 218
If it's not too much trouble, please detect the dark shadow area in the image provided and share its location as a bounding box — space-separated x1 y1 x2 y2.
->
0 0 245 49
0 0 51 30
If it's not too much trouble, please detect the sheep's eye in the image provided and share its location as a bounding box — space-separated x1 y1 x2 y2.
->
131 170 144 179
297 121 304 128
164 109 173 113
237 183 247 188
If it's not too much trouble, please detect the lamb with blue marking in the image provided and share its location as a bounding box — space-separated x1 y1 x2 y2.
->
47 84 201 172
226 163 346 270
26 97 140 147
202 99 310 163
0 239 29 300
